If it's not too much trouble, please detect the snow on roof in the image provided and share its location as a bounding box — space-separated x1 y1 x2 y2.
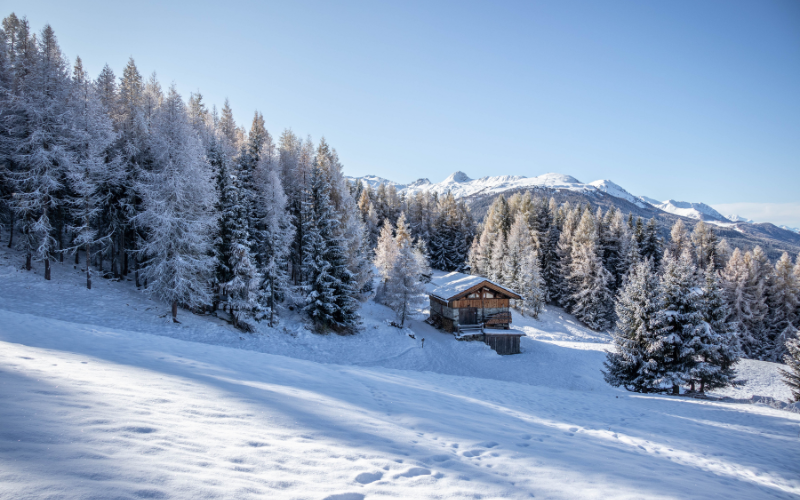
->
426 272 518 301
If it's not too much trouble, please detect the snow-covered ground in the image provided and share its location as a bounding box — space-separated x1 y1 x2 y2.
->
1 249 799 499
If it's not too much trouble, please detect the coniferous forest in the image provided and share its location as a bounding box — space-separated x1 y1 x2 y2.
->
2 14 799 396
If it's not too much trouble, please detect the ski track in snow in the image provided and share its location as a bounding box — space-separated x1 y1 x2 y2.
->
0 250 799 499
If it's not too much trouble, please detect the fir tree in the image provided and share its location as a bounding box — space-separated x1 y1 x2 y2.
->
691 261 740 392
568 210 614 331
782 338 800 402
604 260 665 392
657 250 703 394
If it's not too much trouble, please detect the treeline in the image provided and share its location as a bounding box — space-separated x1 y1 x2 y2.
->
0 14 370 332
467 192 800 367
352 182 475 272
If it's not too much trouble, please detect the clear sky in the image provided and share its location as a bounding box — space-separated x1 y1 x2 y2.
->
7 0 800 226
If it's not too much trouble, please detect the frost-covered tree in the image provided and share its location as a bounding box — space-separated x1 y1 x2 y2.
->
640 218 662 267
657 250 703 394
374 219 398 302
692 220 719 271
782 338 800 402
669 220 691 262
255 167 294 326
65 56 120 289
768 252 799 361
604 260 665 392
135 85 217 322
4 24 73 279
568 210 614 331
384 233 427 327
218 168 261 331
691 261 739 392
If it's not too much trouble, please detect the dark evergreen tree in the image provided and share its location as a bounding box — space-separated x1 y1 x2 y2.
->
604 260 665 392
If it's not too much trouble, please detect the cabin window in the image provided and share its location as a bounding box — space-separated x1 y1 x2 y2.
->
483 289 494 298
467 293 479 299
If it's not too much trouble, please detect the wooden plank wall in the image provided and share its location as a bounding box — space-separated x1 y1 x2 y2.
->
450 298 509 309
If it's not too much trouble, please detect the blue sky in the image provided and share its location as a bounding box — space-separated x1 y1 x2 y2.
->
8 0 800 226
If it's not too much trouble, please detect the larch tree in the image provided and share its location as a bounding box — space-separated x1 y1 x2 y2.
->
135 85 218 322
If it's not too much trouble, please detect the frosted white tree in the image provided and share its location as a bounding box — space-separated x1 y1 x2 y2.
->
374 219 399 303
384 236 427 327
135 85 218 322
6 25 74 279
65 56 120 289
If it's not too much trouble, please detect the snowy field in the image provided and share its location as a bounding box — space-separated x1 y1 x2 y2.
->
1 251 799 499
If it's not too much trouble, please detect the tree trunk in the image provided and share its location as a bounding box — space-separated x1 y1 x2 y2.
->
120 230 127 276
699 381 705 394
74 249 80 265
44 257 51 280
172 300 178 323
25 251 31 271
86 245 92 290
134 258 141 287
7 212 14 248
672 384 679 395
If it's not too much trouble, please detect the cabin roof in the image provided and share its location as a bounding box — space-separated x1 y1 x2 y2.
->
426 272 521 301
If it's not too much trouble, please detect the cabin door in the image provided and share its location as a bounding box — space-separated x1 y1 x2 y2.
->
459 307 477 325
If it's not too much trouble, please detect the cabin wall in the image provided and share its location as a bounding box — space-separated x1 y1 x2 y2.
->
450 298 510 309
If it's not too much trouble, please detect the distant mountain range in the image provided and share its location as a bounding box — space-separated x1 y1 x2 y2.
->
346 171 800 259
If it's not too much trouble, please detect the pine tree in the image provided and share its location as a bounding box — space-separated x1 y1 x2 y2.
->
657 250 703 394
135 85 218 322
604 260 665 392
640 218 662 267
218 168 261 331
65 56 120 289
256 168 294 326
782 338 800 402
691 261 740 392
5 24 74 279
742 246 772 359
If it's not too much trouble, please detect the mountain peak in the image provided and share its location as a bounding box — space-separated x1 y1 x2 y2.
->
444 171 472 183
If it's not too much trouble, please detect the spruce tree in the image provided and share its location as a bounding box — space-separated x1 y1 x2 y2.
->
568 210 614 331
691 261 739 392
782 338 800 402
768 252 799 361
604 260 665 392
657 250 703 394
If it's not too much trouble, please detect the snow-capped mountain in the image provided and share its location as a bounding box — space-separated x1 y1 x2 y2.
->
347 171 800 236
649 200 728 222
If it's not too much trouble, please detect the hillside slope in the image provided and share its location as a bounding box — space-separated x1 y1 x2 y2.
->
0 252 798 499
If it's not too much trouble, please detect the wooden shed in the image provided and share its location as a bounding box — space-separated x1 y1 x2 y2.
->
426 272 524 354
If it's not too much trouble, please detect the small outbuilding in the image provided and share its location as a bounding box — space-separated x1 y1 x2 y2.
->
426 272 524 354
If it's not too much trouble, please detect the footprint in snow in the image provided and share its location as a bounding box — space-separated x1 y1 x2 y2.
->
393 467 431 479
354 471 383 484
475 441 499 448
462 449 484 458
323 494 365 500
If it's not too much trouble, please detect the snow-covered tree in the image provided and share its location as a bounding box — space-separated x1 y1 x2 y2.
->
218 168 261 331
383 233 427 327
65 56 120 289
669 220 691 262
768 252 799 361
255 167 294 326
4 24 74 279
692 220 719 271
135 85 217 322
568 210 614 331
782 338 800 402
691 261 740 392
657 250 703 394
604 259 665 392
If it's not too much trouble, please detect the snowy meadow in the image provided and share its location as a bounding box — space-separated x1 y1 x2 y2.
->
1 253 799 499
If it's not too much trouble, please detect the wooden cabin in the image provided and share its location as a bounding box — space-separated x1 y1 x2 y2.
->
426 272 524 355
